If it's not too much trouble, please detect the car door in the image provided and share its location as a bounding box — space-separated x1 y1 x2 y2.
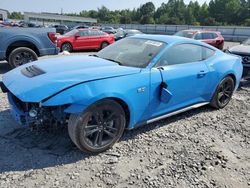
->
88 30 102 49
74 30 91 50
149 43 210 118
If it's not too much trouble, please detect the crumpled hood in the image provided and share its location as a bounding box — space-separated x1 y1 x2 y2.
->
2 55 141 102
229 44 250 55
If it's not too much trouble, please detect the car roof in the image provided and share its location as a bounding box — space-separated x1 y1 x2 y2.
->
131 34 219 49
132 34 195 44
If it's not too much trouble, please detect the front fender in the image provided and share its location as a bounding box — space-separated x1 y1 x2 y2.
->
42 71 151 128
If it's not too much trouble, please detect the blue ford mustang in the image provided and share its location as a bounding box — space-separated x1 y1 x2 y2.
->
0 35 243 153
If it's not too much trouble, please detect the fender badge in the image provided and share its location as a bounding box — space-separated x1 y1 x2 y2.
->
137 87 146 93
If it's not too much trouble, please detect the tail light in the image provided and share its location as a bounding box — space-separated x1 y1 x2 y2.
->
216 39 223 45
48 32 57 44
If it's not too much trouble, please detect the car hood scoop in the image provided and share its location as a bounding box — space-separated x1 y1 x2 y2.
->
3 55 141 102
21 65 46 78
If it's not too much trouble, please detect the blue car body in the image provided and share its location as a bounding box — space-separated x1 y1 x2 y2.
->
1 35 243 129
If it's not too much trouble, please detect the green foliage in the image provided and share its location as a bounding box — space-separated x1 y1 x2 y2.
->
244 19 250 26
9 12 23 20
8 1 250 26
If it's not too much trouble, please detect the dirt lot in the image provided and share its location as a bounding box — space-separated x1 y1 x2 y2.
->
0 43 249 188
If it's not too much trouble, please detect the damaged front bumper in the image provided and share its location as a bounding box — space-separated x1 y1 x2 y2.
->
7 92 33 126
1 81 69 127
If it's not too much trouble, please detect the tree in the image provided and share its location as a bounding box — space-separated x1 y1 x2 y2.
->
62 0 249 26
97 6 110 23
198 3 209 25
139 2 155 24
9 12 23 20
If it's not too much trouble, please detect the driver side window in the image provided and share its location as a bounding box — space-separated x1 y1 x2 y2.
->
79 30 89 36
158 43 203 66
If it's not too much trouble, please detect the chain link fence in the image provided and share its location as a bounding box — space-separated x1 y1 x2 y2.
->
103 24 250 42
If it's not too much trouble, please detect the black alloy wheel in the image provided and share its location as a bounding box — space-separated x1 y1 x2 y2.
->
8 47 38 68
210 76 235 109
68 99 126 153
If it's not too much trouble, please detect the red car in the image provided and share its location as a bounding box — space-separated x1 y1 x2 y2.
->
175 30 224 50
57 29 115 52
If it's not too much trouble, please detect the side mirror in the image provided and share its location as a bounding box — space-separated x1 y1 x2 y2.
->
75 33 80 38
160 82 172 103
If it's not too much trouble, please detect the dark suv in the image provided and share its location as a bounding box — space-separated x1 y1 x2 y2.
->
175 30 224 50
53 25 69 35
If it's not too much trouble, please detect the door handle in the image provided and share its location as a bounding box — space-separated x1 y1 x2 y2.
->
197 70 208 77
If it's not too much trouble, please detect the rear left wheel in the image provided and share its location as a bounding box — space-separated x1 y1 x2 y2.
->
68 99 126 153
100 42 109 50
8 47 38 68
210 76 235 109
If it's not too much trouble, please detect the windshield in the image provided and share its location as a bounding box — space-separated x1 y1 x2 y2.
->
243 38 250 45
63 29 78 36
175 31 196 38
96 38 166 68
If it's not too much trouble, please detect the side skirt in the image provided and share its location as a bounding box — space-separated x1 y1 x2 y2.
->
131 102 209 129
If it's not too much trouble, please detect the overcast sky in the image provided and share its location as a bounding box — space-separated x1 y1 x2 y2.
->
0 0 209 13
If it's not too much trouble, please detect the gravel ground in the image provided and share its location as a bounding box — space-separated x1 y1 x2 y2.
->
0 42 249 188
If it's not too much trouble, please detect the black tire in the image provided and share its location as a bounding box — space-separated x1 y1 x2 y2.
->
100 42 109 50
8 47 38 68
210 76 235 109
68 99 126 153
61 42 72 52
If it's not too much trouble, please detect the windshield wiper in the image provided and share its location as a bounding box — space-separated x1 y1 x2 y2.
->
90 55 122 65
103 58 122 66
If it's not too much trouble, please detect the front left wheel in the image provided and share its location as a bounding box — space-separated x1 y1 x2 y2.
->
68 99 126 153
61 42 72 52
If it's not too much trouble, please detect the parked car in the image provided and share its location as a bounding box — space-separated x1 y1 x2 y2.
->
90 26 101 30
52 24 69 35
71 25 89 30
0 35 242 153
0 28 58 68
226 38 250 78
101 26 116 34
115 29 143 41
57 29 115 52
18 21 41 28
0 24 4 27
175 30 224 50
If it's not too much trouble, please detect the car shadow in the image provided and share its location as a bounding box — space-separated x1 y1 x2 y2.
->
0 61 11 74
0 105 212 173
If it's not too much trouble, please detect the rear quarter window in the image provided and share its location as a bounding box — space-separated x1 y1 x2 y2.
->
201 33 216 39
203 47 216 60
